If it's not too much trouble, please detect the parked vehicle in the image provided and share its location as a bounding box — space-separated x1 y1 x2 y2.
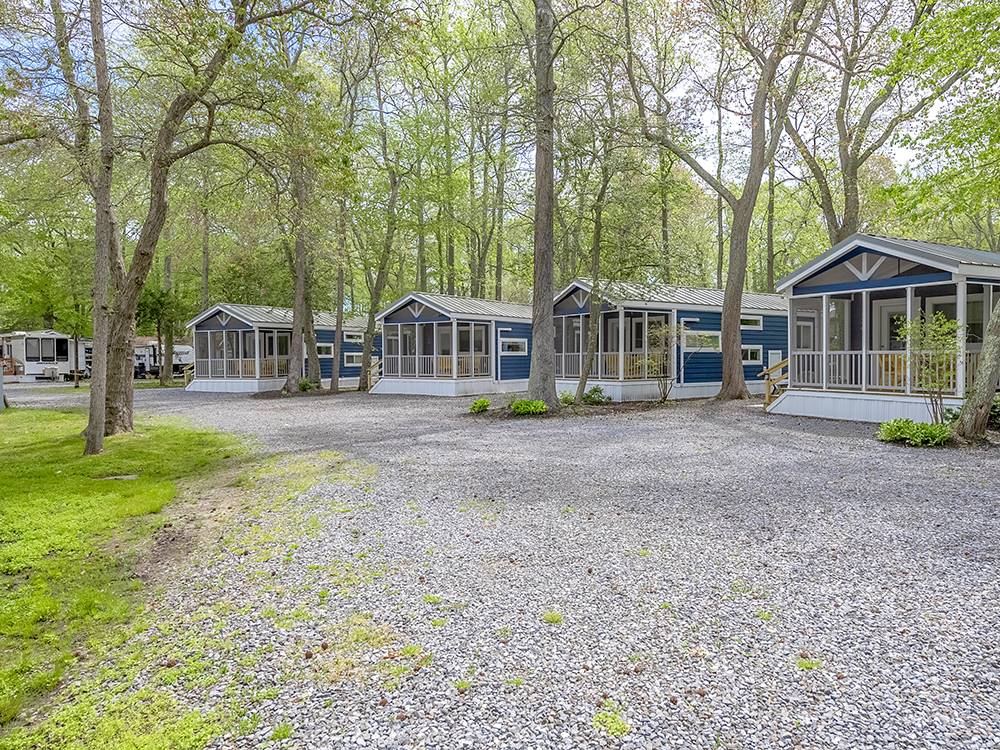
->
1 330 91 382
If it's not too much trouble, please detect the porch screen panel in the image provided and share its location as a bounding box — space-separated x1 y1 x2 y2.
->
435 325 451 376
210 331 225 377
647 314 669 378
554 318 564 376
457 323 473 377
473 324 489 376
241 330 256 377
419 323 435 376
195 332 209 377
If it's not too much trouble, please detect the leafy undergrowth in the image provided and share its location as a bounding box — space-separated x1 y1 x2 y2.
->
0 408 241 742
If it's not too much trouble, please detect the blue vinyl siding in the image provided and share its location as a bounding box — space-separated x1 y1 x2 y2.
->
497 321 532 381
678 310 788 384
310 329 381 379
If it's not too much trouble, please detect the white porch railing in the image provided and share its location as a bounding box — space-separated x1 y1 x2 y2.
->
417 355 435 377
826 351 863 390
868 351 907 391
790 352 823 387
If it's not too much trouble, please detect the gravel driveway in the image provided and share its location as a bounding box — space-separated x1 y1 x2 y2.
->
9 384 1000 749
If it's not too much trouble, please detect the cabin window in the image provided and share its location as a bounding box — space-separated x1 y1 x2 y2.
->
740 315 763 330
928 296 986 344
344 352 363 368
40 338 56 362
741 345 763 365
25 338 40 361
343 331 363 344
316 344 334 356
500 338 528 355
56 339 69 362
682 331 721 352
385 328 400 357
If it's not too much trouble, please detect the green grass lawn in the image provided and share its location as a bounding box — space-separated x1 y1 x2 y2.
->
0 408 241 730
18 380 187 393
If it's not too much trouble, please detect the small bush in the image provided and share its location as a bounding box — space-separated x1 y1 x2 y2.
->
581 386 612 405
469 398 490 414
509 399 548 416
877 418 951 447
541 610 563 625
592 699 630 737
298 378 315 392
558 391 575 406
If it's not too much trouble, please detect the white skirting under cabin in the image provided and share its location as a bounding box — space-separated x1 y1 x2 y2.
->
371 377 528 397
555 378 766 402
767 388 964 424
185 376 361 394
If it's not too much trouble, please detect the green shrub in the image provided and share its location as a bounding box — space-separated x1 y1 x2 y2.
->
469 398 490 414
558 391 575 406
581 386 612 405
298 378 315 392
877 418 951 447
509 399 548 416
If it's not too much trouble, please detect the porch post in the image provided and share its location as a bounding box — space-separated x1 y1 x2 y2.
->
642 310 649 379
397 323 402 378
786 292 794 387
578 313 584 377
956 276 967 397
490 321 496 381
415 322 422 377
905 285 914 395
821 294 829 390
617 306 625 380
433 323 438 377
254 329 260 379
451 319 458 379
597 312 603 379
207 331 213 378
861 292 869 392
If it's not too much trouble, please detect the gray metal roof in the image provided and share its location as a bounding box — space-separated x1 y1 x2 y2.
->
188 303 368 330
378 292 533 321
571 278 787 312
777 233 1000 291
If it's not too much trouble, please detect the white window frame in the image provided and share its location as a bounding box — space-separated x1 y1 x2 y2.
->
741 344 763 365
343 331 364 344
740 315 763 331
343 352 363 367
40 338 56 362
682 330 722 352
316 343 334 357
794 310 817 351
24 337 40 362
500 338 528 356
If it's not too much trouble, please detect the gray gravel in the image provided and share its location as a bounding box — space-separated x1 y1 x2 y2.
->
10 384 1000 749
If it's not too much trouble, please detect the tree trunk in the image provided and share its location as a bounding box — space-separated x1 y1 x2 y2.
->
160 248 174 385
659 142 671 284
415 159 427 291
331 198 347 394
84 0 113 454
954 300 1000 439
285 154 309 392
576 189 607 401
200 174 210 308
527 0 558 408
304 296 321 386
718 205 753 399
766 156 776 292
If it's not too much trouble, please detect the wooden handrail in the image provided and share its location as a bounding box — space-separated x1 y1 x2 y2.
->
182 363 195 386
757 357 789 379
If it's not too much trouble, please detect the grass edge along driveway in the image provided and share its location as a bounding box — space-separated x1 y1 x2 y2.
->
0 408 242 734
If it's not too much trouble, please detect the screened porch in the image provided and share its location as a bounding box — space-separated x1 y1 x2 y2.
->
381 321 492 378
554 310 674 381
193 329 293 379
789 282 996 397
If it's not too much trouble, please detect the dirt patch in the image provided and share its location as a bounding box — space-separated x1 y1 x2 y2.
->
251 387 361 400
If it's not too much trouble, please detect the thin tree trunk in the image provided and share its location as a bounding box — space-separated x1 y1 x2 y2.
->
527 0 558 408
84 0 112 455
415 159 427 291
955 301 1000 439
285 154 309 392
576 170 610 401
160 245 174 385
304 295 321 386
766 155 776 292
659 139 671 284
331 197 347 394
719 205 754 399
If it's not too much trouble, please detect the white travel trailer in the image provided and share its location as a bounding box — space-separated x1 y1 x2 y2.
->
1 330 91 382
133 339 195 378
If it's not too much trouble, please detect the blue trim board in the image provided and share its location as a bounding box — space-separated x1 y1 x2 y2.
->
793 272 952 296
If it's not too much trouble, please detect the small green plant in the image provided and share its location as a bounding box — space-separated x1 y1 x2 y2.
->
431 617 447 627
270 721 294 741
592 699 630 737
496 626 513 642
509 399 548 416
504 676 524 687
297 378 315 392
756 609 774 622
453 678 472 693
877 418 952 447
558 391 575 406
469 398 490 414
796 656 822 671
541 610 563 625
581 385 612 405
422 594 443 605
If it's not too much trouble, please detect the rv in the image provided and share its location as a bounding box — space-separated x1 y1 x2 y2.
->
133 339 195 378
1 330 91 382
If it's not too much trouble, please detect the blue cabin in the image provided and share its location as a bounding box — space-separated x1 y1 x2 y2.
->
772 234 1000 422
185 303 376 393
372 292 533 396
553 278 788 401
